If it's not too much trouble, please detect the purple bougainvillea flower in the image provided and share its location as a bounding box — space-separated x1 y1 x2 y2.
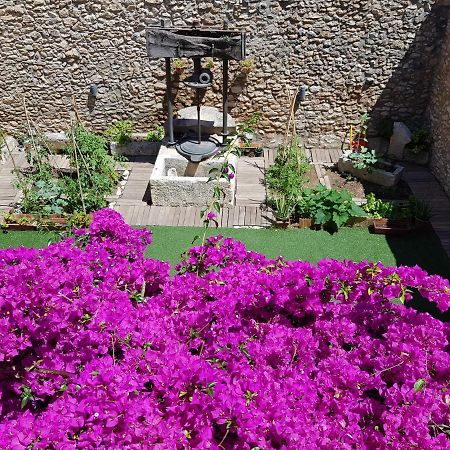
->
0 208 448 449
207 211 217 220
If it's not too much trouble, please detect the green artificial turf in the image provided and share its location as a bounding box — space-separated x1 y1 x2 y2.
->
0 227 449 280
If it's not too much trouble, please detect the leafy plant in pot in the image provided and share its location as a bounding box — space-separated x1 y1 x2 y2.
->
363 193 412 235
237 112 262 156
408 196 432 231
272 196 295 228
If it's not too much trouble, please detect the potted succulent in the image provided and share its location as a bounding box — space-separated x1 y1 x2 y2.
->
173 58 186 75
239 58 255 74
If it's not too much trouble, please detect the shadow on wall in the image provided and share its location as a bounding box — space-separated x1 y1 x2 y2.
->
368 3 450 135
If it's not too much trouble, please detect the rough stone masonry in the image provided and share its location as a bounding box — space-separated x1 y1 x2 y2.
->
0 0 449 150
429 2 450 197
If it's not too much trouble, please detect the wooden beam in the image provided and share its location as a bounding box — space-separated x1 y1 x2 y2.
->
147 27 246 60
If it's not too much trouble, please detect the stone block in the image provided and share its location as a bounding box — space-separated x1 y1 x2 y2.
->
338 151 404 187
110 133 162 156
388 122 412 160
150 144 236 207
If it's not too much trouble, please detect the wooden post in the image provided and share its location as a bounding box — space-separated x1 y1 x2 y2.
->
165 58 176 146
222 58 229 146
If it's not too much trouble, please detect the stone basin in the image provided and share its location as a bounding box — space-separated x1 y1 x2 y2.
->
149 143 237 207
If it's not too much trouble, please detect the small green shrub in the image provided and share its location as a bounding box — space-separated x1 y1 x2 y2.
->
146 125 165 142
62 125 119 213
348 149 379 171
104 120 133 145
407 129 433 154
408 196 432 220
297 186 365 231
363 193 397 219
266 137 309 200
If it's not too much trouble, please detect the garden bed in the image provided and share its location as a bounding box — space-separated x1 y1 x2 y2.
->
324 167 413 200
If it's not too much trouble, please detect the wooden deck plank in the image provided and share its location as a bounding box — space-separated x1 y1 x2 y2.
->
148 206 161 225
255 206 262 226
185 207 196 226
177 205 188 226
237 206 246 226
221 207 229 228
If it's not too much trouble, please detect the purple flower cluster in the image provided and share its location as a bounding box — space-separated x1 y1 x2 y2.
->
0 209 449 449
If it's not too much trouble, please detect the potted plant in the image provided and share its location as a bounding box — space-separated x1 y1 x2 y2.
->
105 120 133 155
404 128 433 166
408 196 432 231
349 113 369 151
363 193 412 235
297 186 366 233
272 196 295 228
173 58 186 75
237 112 263 156
239 58 255 74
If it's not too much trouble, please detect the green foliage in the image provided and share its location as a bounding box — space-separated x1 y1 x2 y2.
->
348 149 379 171
68 211 92 228
266 137 310 201
146 124 165 142
173 58 186 70
363 193 397 219
408 196 432 220
377 117 394 140
21 180 68 215
104 120 133 145
62 125 119 213
239 58 255 72
238 112 261 140
407 128 433 154
297 186 365 230
272 196 296 221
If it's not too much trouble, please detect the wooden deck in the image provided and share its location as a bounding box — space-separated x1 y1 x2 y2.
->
1 144 450 258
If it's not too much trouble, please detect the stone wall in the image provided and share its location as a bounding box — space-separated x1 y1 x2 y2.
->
0 0 448 148
430 9 450 197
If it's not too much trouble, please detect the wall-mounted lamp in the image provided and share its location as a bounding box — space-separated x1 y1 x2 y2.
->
89 84 98 98
297 85 308 102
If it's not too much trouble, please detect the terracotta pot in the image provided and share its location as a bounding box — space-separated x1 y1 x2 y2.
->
414 218 432 232
298 218 313 229
274 220 289 229
346 217 373 228
372 218 412 235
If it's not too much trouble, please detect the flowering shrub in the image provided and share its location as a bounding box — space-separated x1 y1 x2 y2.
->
0 209 449 449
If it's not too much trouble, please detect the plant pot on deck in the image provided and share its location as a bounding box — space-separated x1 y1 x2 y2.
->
372 218 412 235
274 220 289 229
338 151 404 187
239 141 263 157
414 218 432 232
298 218 313 229
346 216 373 228
110 133 162 157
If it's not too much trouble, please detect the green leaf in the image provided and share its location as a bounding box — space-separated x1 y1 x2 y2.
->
314 210 326 224
414 378 426 392
213 201 221 213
